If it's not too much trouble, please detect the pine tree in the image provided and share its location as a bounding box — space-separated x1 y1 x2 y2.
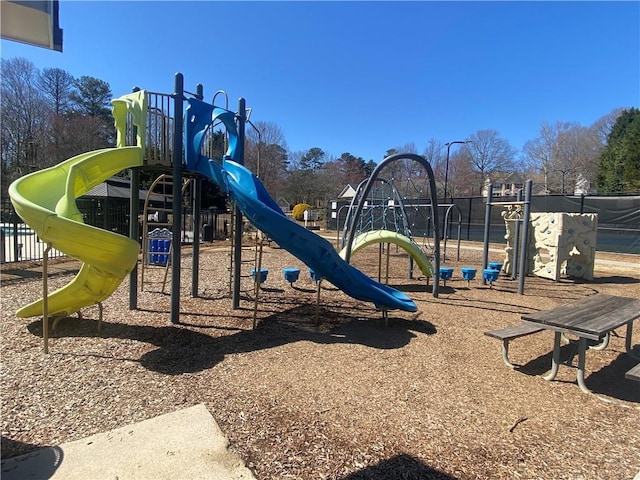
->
597 108 640 193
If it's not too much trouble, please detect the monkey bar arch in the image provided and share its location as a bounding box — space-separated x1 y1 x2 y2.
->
342 153 441 297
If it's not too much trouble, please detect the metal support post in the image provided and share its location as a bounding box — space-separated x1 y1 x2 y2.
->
517 180 532 295
511 189 522 281
192 176 201 297
170 73 184 323
481 184 493 285
42 244 51 354
128 87 141 310
232 98 247 309
129 167 140 310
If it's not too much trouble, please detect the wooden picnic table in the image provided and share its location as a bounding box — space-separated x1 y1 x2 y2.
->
521 294 640 393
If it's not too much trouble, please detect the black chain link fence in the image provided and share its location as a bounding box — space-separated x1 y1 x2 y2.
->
1 196 230 264
327 194 640 255
2 192 637 264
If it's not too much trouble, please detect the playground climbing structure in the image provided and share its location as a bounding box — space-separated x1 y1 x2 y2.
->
10 72 440 339
506 212 598 281
340 153 442 297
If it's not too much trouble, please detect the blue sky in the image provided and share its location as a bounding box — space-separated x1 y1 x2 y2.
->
2 1 639 163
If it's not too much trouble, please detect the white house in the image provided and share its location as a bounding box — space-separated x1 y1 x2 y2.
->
337 184 357 199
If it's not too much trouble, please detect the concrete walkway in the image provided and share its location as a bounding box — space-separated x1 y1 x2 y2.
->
1 404 256 480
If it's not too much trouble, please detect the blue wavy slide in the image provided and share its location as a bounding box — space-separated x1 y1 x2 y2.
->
185 99 417 312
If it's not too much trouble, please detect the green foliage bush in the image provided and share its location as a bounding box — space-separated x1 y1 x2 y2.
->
292 203 312 221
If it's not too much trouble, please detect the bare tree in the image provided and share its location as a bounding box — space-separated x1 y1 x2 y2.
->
244 120 288 196
284 148 342 207
1 57 50 192
591 107 624 147
522 120 585 193
449 152 481 197
376 144 420 194
523 120 604 194
318 158 343 194
38 67 77 163
462 129 516 192
422 138 445 194
38 67 75 116
575 109 622 192
554 124 603 193
281 150 308 205
522 121 557 193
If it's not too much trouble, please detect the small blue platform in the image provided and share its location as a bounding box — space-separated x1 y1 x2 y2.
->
283 267 300 285
309 268 323 283
250 268 268 284
439 267 454 286
488 262 503 272
483 268 499 287
461 267 477 285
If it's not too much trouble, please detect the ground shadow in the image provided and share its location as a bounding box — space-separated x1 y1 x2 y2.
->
291 285 317 293
258 286 285 294
517 346 639 402
517 344 578 376
440 297 533 315
1 445 63 479
26 306 436 376
392 283 454 295
0 437 65 478
340 453 459 480
574 275 640 285
1 437 49 460
583 353 640 402
1 270 42 282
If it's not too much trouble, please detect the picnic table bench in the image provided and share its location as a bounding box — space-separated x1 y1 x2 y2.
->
626 363 640 382
484 324 543 368
486 294 640 393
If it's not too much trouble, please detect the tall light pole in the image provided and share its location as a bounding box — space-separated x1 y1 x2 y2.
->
246 120 262 179
443 140 472 202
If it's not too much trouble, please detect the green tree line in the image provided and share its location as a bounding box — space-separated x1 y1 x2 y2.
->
2 57 638 212
1 58 115 194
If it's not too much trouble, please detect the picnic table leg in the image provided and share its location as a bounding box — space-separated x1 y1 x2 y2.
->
500 339 516 369
625 320 639 360
589 332 610 351
576 337 591 394
543 332 562 381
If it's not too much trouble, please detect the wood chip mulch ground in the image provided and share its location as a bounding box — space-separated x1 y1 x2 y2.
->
1 239 639 479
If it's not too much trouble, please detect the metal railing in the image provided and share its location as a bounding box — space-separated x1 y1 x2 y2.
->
1 195 232 264
1 221 64 263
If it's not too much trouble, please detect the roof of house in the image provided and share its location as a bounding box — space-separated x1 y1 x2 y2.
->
338 184 357 198
486 171 526 184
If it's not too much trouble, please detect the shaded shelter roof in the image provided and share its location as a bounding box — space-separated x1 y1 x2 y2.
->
84 177 165 202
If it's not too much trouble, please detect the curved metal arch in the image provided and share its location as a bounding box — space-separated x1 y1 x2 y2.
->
212 89 229 110
340 231 433 278
343 153 440 297
340 176 412 250
442 203 463 262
